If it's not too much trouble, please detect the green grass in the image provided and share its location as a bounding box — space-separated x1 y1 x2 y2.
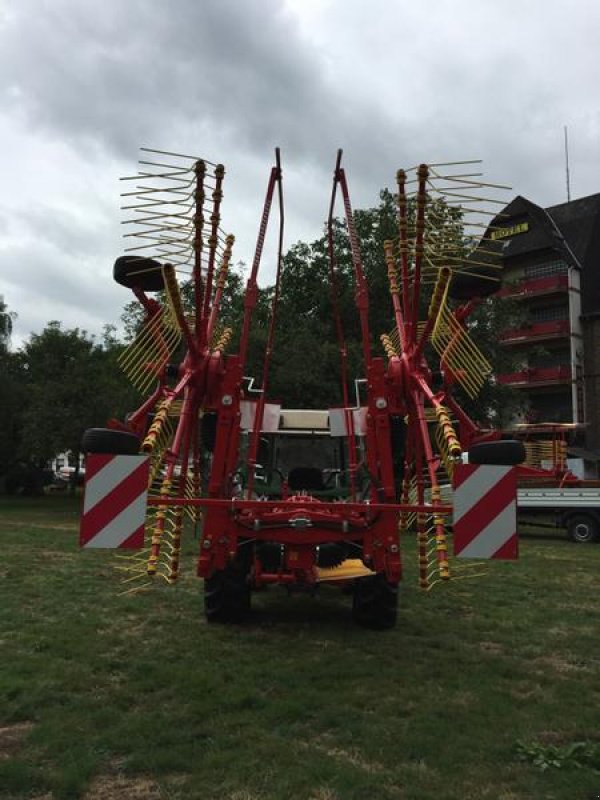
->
1 496 600 799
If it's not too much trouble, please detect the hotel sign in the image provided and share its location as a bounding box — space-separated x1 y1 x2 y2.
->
490 222 529 240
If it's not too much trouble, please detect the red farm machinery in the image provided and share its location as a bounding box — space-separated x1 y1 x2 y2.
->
80 148 523 628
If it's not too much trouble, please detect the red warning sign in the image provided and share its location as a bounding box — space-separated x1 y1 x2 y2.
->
452 464 518 559
80 454 150 549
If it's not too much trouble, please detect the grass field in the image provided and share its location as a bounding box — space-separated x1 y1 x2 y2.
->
1 495 599 800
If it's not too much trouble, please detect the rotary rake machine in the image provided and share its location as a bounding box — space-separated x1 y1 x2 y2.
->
80 147 521 628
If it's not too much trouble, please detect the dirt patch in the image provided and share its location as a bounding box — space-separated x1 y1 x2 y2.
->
307 789 340 800
533 653 594 674
479 641 504 655
0 721 34 760
302 736 387 775
537 730 572 746
508 681 546 701
84 774 163 799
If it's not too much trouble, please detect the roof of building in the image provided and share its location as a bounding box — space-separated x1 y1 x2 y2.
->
484 192 600 315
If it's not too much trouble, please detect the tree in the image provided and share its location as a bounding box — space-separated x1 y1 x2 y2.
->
19 322 139 491
0 300 26 488
0 295 16 349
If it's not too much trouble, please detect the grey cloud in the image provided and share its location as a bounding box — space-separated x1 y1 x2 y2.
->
0 1 331 161
1 0 599 345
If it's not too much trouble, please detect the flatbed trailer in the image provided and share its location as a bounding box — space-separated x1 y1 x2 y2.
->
517 486 600 543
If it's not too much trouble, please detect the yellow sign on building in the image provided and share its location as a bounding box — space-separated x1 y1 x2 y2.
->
490 222 529 240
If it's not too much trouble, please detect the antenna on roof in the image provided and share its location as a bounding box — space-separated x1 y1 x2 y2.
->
564 125 571 203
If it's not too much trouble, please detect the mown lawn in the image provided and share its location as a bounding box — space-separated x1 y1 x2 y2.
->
1 495 599 799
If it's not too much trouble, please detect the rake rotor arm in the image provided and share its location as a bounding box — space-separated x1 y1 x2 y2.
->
132 287 161 317
207 234 235 343
335 156 372 369
413 266 451 364
238 157 281 374
383 239 408 353
125 382 165 437
162 264 198 360
411 164 429 336
327 150 351 404
396 169 412 332
411 387 440 487
193 159 207 343
246 149 285 497
202 163 225 323
440 391 484 450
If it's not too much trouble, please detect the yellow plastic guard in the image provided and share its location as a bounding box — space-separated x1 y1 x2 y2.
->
316 559 376 582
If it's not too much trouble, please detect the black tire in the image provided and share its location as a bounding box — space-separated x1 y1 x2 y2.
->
352 574 398 630
81 428 141 455
468 440 525 466
204 560 251 623
566 513 600 544
113 255 165 292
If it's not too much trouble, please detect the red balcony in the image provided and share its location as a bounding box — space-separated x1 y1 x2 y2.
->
500 319 570 343
497 365 572 387
497 274 569 299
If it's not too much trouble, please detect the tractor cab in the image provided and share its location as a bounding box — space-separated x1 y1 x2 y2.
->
239 408 352 499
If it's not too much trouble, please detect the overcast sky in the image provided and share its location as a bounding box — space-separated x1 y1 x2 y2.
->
1 0 598 346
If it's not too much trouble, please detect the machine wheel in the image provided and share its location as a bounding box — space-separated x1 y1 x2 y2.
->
468 440 525 466
566 513 600 544
113 255 165 292
204 560 251 623
352 574 398 630
81 427 140 454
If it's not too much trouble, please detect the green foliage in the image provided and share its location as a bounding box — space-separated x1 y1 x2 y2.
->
19 322 139 469
515 739 600 773
0 349 26 477
0 295 16 349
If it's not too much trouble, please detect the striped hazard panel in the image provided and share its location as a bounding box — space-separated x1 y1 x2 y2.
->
80 454 150 549
452 464 518 559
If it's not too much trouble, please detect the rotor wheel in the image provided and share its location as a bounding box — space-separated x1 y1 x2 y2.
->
468 440 526 466
352 574 398 630
204 559 251 623
113 255 165 292
81 427 141 455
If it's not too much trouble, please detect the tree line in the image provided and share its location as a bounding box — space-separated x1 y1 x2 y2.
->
0 192 521 493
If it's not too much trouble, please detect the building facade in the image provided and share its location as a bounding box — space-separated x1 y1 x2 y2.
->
487 193 600 463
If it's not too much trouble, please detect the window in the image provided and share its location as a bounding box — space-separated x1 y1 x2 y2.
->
528 349 571 369
528 393 572 423
529 304 569 323
524 259 568 279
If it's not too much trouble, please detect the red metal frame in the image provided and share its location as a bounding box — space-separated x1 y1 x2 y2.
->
106 149 528 597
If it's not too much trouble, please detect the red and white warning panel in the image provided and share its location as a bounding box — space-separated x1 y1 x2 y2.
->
452 464 518 559
80 454 150 549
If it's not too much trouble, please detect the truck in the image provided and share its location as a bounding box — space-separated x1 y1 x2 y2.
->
517 487 600 543
469 424 600 544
